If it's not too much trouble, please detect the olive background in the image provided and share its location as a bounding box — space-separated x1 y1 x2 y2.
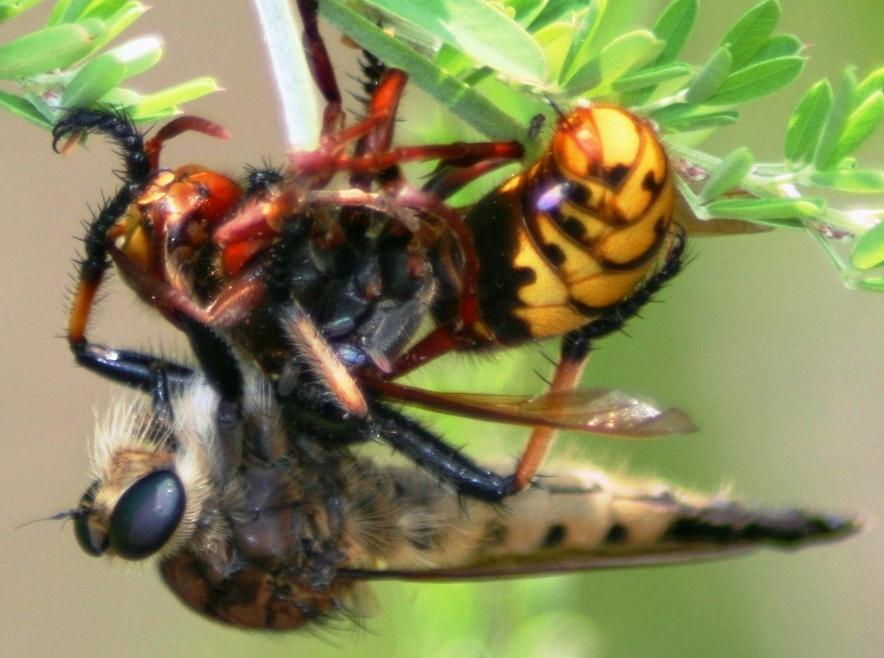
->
1 1 882 657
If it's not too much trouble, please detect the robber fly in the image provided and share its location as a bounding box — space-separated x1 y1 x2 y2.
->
63 322 857 630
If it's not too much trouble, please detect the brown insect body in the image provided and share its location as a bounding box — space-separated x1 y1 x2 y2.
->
79 375 855 631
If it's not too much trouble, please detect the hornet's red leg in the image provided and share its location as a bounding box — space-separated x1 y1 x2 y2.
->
290 141 523 178
145 116 230 170
109 243 268 330
350 68 409 191
295 0 343 137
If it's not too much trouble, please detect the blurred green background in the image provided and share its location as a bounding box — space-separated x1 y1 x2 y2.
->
0 1 881 657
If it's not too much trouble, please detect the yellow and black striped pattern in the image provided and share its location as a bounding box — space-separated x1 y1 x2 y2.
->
467 105 674 343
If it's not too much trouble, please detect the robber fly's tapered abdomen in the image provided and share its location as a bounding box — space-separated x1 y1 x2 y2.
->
346 465 858 579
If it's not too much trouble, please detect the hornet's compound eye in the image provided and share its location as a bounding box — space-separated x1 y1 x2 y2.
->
109 470 186 559
74 481 108 557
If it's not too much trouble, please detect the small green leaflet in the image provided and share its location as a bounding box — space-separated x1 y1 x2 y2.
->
705 56 804 105
785 79 833 163
699 147 754 203
851 221 884 270
359 0 546 83
685 46 731 104
719 0 780 69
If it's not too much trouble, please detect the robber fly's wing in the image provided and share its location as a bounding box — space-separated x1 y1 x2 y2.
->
340 546 754 581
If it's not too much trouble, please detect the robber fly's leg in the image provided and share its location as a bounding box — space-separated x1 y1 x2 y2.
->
74 343 192 392
149 362 176 425
178 316 245 470
370 403 517 502
511 228 687 490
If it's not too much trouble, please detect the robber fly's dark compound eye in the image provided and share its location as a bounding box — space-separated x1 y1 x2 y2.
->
74 481 108 557
109 470 186 559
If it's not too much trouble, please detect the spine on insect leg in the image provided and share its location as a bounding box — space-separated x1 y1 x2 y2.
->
352 463 859 577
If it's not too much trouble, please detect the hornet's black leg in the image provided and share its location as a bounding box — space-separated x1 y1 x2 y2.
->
370 403 517 503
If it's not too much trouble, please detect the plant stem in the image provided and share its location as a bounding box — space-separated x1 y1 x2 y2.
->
251 0 320 149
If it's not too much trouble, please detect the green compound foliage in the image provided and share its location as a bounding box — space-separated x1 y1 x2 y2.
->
319 0 884 290
0 0 219 129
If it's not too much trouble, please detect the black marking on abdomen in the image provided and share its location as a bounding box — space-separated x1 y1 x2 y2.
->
642 169 665 196
541 524 567 548
664 505 851 545
541 243 567 267
602 164 630 188
604 523 628 544
560 215 588 241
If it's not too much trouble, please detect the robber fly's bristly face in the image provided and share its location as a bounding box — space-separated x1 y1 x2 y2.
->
72 387 219 561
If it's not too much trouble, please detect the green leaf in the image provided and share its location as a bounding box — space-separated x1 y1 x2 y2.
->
61 51 126 107
528 0 575 31
95 85 142 107
855 276 884 292
506 0 547 27
320 0 529 147
698 147 754 203
684 46 732 104
44 0 71 25
851 221 884 270
705 197 824 225
564 30 665 95
0 19 105 78
612 62 691 93
0 89 51 128
720 0 781 69
706 56 804 105
360 0 546 83
82 0 132 20
650 0 697 65
106 35 163 78
89 1 146 53
129 76 219 117
0 0 43 23
748 33 803 62
814 68 858 170
784 79 833 163
807 169 884 193
532 20 574 82
559 0 606 84
47 0 90 23
828 91 884 163
621 0 695 105
657 109 739 132
856 67 884 104
433 44 471 76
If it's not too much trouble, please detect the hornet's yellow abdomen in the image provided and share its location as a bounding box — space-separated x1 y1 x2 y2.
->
466 105 674 344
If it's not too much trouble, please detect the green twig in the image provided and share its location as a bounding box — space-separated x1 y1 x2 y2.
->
251 0 320 148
